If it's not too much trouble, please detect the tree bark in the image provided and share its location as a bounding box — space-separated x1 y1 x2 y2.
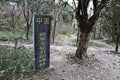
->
26 28 29 40
74 0 108 59
115 33 119 52
115 25 120 52
26 22 30 40
75 32 91 59
52 10 61 43
77 27 80 45
93 27 96 39
99 27 102 37
52 19 57 43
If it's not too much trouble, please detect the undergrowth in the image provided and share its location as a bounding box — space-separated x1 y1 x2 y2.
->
89 41 106 48
67 53 97 64
105 51 120 55
0 45 35 80
67 53 83 64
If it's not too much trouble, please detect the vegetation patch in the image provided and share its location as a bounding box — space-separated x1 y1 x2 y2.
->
89 41 106 48
0 29 33 43
71 39 77 46
67 53 83 64
0 45 35 80
87 54 97 64
56 26 75 37
110 51 120 54
39 70 49 78
26 70 49 80
96 35 103 40
0 31 25 42
67 53 97 64
105 51 120 55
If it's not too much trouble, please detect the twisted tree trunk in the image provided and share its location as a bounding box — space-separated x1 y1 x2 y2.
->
75 0 108 59
75 32 91 58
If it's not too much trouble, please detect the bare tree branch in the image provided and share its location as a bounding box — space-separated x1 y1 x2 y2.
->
89 0 108 26
73 0 77 10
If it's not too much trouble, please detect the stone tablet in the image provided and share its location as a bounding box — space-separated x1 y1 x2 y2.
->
33 14 51 71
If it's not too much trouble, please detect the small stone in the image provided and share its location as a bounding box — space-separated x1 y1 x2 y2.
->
117 76 120 79
62 70 65 72
113 67 115 69
77 75 80 78
50 65 55 71
85 65 88 67
95 67 99 71
91 77 95 80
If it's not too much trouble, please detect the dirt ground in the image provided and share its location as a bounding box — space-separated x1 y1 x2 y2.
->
27 35 120 80
0 35 120 80
48 45 120 80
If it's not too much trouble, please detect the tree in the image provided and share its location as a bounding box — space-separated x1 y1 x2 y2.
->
19 0 55 40
7 1 20 32
75 0 108 59
100 0 116 41
99 0 120 52
52 0 73 43
19 0 34 40
0 1 20 32
52 8 62 43
114 0 120 52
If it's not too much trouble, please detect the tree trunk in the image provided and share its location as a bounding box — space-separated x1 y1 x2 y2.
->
11 23 15 33
75 32 91 59
115 33 119 52
74 0 108 59
77 27 80 45
115 26 120 52
52 20 57 43
93 27 96 39
26 22 30 40
99 27 102 37
26 28 29 40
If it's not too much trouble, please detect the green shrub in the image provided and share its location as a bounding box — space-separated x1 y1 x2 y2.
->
0 35 9 41
0 25 11 31
71 39 77 46
89 42 105 47
96 35 103 39
0 45 35 79
67 53 83 64
106 51 120 54
67 53 97 64
87 54 97 64
0 31 26 42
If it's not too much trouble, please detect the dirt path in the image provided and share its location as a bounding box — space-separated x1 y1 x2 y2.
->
48 44 120 80
0 38 120 80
